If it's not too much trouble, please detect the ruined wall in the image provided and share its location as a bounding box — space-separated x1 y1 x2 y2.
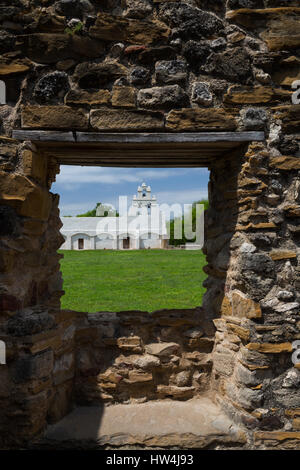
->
0 0 300 449
74 308 214 405
207 141 300 448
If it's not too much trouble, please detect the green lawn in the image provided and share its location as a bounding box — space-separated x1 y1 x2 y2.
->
59 250 207 313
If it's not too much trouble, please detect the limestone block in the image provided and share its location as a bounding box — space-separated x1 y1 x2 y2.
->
246 342 293 353
0 171 52 220
111 86 136 108
125 371 153 384
145 342 180 357
117 336 143 353
272 56 300 86
21 150 47 185
90 108 164 131
98 369 123 384
227 323 251 341
65 89 111 106
226 8 300 51
21 106 89 130
226 381 263 410
155 60 187 85
133 354 160 369
270 156 300 170
273 105 300 134
269 249 297 261
174 370 191 387
89 13 170 44
0 63 30 76
231 291 262 319
157 385 194 399
191 82 213 106
224 86 290 104
166 108 237 131
138 85 188 109
20 34 106 64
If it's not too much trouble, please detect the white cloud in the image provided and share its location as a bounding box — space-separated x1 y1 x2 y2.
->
54 166 209 189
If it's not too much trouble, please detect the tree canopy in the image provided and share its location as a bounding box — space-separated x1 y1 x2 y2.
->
77 203 119 217
167 199 209 246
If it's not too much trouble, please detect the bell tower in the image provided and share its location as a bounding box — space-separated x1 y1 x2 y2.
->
132 182 157 212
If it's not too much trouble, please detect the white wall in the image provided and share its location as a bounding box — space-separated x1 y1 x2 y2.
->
71 233 92 250
96 236 115 249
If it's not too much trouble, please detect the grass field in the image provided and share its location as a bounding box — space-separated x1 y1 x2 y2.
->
59 250 207 312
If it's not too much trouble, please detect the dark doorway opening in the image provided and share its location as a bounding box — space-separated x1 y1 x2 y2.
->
123 237 130 249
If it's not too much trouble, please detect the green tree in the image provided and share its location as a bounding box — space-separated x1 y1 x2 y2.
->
77 203 119 217
167 199 209 246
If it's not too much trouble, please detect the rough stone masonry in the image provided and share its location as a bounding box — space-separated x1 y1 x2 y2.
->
0 0 300 450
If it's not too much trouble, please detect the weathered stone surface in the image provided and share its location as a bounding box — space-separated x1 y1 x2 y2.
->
273 106 300 134
231 291 262 319
166 108 237 131
157 385 194 399
21 106 89 130
117 336 142 353
55 0 94 18
90 108 164 131
89 13 170 45
34 72 70 105
191 82 213 106
227 323 250 342
145 342 180 357
75 61 128 90
227 8 300 51
65 89 111 105
138 85 188 109
41 399 247 449
159 3 224 40
155 60 187 85
20 34 105 64
123 0 153 19
0 63 30 76
21 149 47 184
246 343 293 353
13 350 54 383
270 250 297 261
272 56 300 86
182 41 211 72
7 310 55 336
224 86 290 104
129 67 150 85
137 46 177 65
0 171 52 220
270 156 300 170
125 371 153 384
111 86 136 108
203 47 252 83
133 354 160 369
240 108 268 130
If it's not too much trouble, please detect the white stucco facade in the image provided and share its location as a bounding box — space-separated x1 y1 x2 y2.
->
60 184 169 250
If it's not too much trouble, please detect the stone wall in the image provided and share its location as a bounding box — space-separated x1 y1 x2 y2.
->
0 0 300 449
74 308 214 405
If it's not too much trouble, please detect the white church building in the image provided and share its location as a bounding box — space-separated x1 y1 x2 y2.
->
60 183 169 250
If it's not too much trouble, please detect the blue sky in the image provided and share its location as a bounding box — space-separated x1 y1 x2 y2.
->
52 166 210 217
